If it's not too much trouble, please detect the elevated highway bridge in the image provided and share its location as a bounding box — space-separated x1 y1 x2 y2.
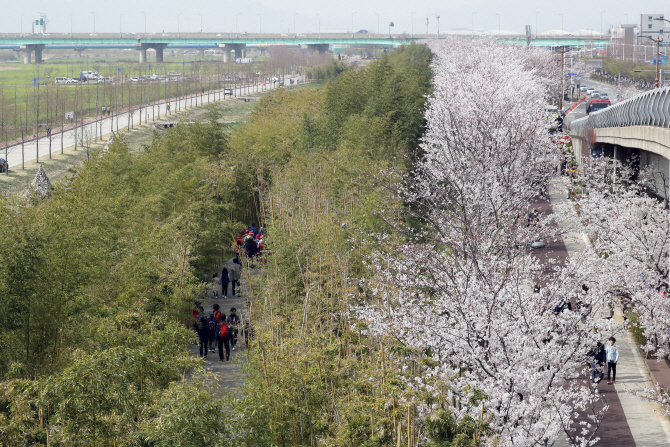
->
569 87 670 192
0 33 609 64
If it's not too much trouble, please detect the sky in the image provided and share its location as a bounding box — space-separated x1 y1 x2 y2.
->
4 0 670 36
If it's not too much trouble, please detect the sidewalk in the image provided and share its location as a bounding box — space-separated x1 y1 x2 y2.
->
547 178 670 446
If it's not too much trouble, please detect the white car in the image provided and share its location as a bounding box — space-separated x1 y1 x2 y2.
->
65 78 79 84
586 88 596 95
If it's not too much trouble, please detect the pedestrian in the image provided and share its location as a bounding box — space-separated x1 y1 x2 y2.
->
221 267 230 298
244 231 257 260
213 303 222 322
207 311 219 354
216 314 230 361
167 102 171 112
192 307 209 358
588 341 606 384
230 259 242 296
606 336 619 384
211 272 221 299
227 307 240 351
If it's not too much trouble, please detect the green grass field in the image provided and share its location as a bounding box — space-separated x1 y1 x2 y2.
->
0 55 305 146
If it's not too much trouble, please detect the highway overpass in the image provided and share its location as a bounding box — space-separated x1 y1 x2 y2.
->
0 33 610 64
569 87 670 194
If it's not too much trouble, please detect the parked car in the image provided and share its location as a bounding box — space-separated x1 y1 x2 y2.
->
0 158 7 173
65 78 79 84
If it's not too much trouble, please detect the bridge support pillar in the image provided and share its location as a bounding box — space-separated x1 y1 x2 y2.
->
20 44 46 64
198 49 205 57
138 48 147 63
306 44 330 53
34 46 43 64
155 46 164 63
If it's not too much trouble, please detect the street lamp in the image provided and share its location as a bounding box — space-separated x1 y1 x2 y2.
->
436 14 440 39
199 13 202 33
389 21 394 38
496 14 500 36
535 11 539 38
257 14 261 34
91 12 96 34
351 12 356 38
236 13 241 35
120 13 123 35
281 19 285 34
178 13 182 37
70 14 74 35
20 14 24 35
471 12 476 37
600 11 605 36
142 11 146 34
375 13 380 35
316 13 320 35
411 12 416 38
295 12 298 35
559 13 563 36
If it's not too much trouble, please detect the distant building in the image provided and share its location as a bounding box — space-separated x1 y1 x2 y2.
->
611 24 638 60
639 14 666 39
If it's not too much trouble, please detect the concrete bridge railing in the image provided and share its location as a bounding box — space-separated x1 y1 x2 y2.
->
570 87 670 131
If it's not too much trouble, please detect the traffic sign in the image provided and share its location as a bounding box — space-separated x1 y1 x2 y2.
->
567 73 577 76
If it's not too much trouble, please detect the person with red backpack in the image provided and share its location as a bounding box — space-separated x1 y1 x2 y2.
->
216 315 230 361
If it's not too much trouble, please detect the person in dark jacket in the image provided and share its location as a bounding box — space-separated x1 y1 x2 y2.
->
192 308 209 358
227 308 241 351
588 341 606 384
216 316 230 361
221 268 230 298
206 312 219 353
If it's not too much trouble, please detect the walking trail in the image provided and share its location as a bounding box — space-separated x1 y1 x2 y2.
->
544 177 670 447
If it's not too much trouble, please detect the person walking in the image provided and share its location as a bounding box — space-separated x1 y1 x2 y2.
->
227 307 241 351
588 341 606 384
606 336 619 384
216 315 230 361
206 311 219 354
211 273 221 299
221 267 230 298
193 308 209 358
213 303 222 322
230 259 242 297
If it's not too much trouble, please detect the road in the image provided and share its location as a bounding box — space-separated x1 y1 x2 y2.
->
0 76 301 170
565 80 617 129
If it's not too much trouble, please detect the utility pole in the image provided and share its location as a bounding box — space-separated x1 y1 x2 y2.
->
643 35 663 88
436 14 440 39
557 48 568 110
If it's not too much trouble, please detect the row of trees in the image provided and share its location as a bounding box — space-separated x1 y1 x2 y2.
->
354 38 611 446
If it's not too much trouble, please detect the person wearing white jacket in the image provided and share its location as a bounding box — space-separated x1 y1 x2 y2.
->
606 336 619 384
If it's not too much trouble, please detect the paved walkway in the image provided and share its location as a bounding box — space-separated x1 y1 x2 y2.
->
546 178 670 446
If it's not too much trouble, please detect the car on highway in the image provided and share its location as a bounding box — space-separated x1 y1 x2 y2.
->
586 99 611 114
0 158 7 173
65 78 79 84
590 91 600 98
586 88 596 95
601 93 609 100
580 86 588 92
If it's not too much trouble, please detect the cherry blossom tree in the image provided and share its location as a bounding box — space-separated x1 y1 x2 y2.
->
576 157 670 358
359 38 607 446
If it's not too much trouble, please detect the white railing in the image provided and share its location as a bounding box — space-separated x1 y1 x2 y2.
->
570 87 670 131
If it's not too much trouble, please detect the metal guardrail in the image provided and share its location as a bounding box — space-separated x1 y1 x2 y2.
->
570 87 670 131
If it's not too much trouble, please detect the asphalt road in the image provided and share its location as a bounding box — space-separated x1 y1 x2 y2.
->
565 80 617 129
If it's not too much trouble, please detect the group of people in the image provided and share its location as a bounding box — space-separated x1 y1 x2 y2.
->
211 258 242 298
587 328 620 385
235 224 265 263
192 304 241 361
